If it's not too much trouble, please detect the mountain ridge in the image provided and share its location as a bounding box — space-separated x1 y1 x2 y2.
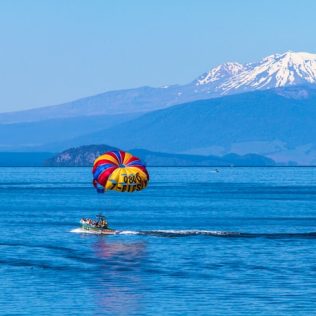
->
39 85 316 165
1 51 316 123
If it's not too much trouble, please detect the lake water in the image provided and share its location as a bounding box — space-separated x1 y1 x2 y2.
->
1 167 316 315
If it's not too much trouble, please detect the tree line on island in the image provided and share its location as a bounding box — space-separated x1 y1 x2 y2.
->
43 144 277 167
0 145 279 167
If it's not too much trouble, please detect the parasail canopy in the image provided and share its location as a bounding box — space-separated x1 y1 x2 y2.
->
92 150 149 193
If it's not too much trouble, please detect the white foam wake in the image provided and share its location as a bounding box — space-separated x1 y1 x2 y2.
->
70 228 140 235
117 229 240 236
70 228 238 236
145 229 227 235
118 230 139 235
70 228 104 235
69 228 316 239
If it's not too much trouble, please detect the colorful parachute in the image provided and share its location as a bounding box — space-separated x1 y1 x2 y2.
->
92 150 149 193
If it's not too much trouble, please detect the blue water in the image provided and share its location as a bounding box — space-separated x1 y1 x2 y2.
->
1 167 316 315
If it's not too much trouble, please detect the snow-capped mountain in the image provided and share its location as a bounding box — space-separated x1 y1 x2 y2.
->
1 51 316 125
3 51 316 164
196 62 245 86
192 51 316 95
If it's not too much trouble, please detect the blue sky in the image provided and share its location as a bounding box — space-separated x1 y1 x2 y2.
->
1 0 316 112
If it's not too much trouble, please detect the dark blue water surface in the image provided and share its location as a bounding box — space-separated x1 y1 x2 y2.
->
1 167 316 315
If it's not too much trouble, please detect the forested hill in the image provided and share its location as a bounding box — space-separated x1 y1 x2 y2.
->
44 145 277 167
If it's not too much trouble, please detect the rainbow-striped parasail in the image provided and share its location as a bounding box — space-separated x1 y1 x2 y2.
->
92 150 149 193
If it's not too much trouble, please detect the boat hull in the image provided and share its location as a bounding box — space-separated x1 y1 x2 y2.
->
81 223 116 234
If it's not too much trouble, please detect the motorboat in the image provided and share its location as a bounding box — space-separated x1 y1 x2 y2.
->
80 214 115 234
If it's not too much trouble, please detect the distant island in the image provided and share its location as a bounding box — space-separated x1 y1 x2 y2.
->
43 144 277 167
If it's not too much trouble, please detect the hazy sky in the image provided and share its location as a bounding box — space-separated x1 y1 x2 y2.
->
1 0 316 112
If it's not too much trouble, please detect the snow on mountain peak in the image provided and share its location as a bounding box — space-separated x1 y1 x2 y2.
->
190 51 316 98
196 62 244 85
219 51 316 93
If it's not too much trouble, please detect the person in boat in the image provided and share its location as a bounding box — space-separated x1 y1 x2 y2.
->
81 215 109 229
98 218 108 229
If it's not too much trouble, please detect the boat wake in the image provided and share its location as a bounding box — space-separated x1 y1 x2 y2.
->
70 228 115 235
70 228 316 239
